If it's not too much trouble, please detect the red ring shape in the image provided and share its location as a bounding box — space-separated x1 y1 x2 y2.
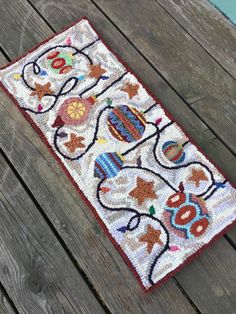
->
190 218 209 237
59 65 72 74
175 205 196 225
51 58 66 69
166 192 186 208
47 51 60 59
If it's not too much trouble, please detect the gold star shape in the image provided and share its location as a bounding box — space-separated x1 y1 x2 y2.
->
139 225 163 254
30 82 54 100
88 64 106 79
64 133 85 153
129 177 157 205
121 82 139 99
188 168 208 187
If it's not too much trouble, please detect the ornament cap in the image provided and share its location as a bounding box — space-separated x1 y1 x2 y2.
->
86 95 96 105
179 181 185 193
52 115 64 128
116 152 125 161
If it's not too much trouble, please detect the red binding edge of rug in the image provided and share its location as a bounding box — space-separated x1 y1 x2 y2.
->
0 16 235 293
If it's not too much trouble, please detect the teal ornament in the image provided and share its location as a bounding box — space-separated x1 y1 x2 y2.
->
164 192 210 239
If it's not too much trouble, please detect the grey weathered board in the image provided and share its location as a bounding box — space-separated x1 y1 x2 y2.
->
0 0 235 313
156 0 236 80
93 0 236 154
0 157 105 313
0 285 16 314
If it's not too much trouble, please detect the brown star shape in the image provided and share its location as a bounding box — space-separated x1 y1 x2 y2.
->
64 133 85 153
121 82 139 99
188 168 208 187
129 177 157 205
30 82 54 100
88 64 106 79
139 225 163 254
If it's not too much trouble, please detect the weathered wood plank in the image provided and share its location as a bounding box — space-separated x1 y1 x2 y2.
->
0 0 235 312
0 155 105 314
0 0 51 59
156 0 236 79
0 285 16 314
93 0 236 154
175 238 236 313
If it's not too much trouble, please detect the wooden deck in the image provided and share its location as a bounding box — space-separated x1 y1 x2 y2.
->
0 0 235 313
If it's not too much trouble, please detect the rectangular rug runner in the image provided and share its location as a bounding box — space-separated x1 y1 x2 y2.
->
0 18 235 291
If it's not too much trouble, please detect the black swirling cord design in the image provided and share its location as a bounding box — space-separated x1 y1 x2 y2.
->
96 176 170 286
95 113 226 285
20 41 98 114
20 37 128 160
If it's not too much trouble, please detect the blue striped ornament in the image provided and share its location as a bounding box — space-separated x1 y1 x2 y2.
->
162 141 185 164
94 152 124 179
107 105 146 143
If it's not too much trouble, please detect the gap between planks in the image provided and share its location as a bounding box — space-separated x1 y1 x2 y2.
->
155 0 236 81
0 148 111 314
0 150 107 314
91 0 236 154
0 281 18 314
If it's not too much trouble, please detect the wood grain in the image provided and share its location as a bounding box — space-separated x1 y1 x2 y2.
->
175 238 236 313
0 286 16 314
0 155 105 314
0 0 51 59
156 0 236 79
93 0 236 154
